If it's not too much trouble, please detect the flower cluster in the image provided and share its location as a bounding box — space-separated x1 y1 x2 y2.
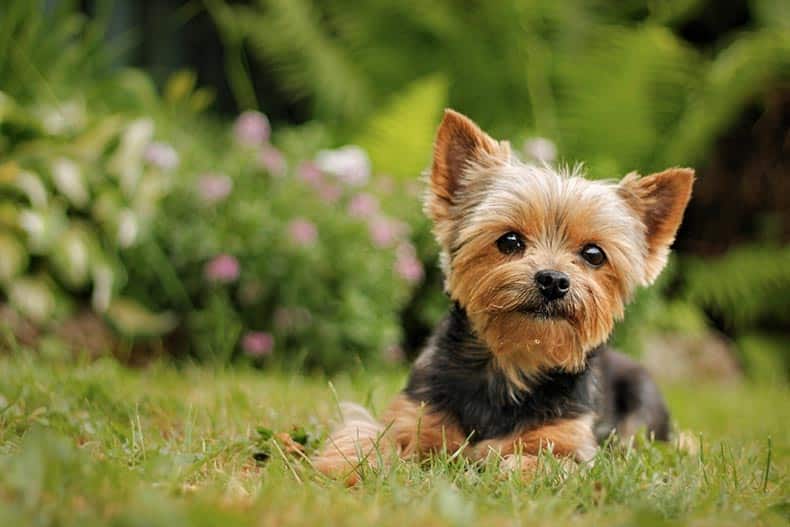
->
182 111 424 365
3 90 425 369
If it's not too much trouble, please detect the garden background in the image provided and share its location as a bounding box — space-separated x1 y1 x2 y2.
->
0 1 788 526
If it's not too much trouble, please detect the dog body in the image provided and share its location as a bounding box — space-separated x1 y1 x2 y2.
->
313 110 693 481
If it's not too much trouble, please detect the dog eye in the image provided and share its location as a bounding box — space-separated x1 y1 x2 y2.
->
496 232 525 255
581 244 606 267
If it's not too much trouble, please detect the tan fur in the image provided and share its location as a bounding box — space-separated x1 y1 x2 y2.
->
618 168 695 284
444 165 647 385
427 110 510 251
470 413 598 463
313 399 596 482
312 396 465 484
311 402 396 485
381 395 467 456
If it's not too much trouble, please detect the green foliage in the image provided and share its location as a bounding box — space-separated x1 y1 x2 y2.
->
0 0 119 102
354 75 447 181
556 25 699 176
738 333 790 384
683 246 790 329
211 0 789 166
211 0 609 137
0 79 417 367
146 136 412 369
0 89 178 331
661 29 790 165
0 2 423 370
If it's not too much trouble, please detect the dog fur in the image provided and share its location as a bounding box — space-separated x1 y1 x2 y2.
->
313 109 694 482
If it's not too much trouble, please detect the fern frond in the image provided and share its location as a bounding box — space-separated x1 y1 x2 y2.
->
660 29 790 166
353 75 447 181
0 0 115 101
555 24 699 175
683 245 790 328
211 0 373 127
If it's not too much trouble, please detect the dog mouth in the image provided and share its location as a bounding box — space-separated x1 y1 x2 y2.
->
517 302 574 321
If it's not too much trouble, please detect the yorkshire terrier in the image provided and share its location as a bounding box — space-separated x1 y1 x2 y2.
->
313 109 694 482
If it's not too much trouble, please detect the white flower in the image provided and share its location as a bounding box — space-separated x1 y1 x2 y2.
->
315 145 371 186
0 233 26 283
52 158 89 208
523 137 557 163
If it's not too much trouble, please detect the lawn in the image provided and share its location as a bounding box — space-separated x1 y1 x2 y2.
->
0 349 786 527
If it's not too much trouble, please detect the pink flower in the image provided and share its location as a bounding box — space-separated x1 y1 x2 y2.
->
315 146 370 186
297 161 323 186
287 218 318 246
260 145 286 176
144 142 180 170
347 193 379 218
317 182 342 203
242 331 274 357
233 111 270 147
204 254 240 283
197 173 233 204
395 243 423 284
368 216 408 248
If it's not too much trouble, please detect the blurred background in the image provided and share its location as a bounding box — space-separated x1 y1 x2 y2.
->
0 0 788 384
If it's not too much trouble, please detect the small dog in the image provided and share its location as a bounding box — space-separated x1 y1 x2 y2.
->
313 110 694 482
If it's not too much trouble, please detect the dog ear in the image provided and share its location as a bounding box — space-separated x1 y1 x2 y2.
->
427 109 510 226
619 168 695 285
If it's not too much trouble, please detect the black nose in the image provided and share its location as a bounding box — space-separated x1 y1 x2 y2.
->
535 270 570 300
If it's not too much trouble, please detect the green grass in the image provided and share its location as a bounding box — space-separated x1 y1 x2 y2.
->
0 349 787 527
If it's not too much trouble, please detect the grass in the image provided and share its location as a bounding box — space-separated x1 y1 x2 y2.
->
0 348 787 527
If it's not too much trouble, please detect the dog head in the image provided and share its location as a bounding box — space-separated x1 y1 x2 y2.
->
426 110 694 383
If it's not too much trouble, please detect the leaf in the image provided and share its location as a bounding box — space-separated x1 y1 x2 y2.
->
8 276 57 324
683 245 790 328
214 0 373 124
0 233 27 283
354 74 447 181
164 70 197 104
556 25 698 175
289 426 309 446
660 29 790 166
256 426 274 442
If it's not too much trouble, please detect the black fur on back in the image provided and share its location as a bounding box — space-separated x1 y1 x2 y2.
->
404 304 602 443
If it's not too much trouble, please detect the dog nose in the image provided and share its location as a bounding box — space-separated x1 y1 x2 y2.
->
534 270 570 300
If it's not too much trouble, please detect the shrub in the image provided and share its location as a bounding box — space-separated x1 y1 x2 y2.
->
0 73 420 370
